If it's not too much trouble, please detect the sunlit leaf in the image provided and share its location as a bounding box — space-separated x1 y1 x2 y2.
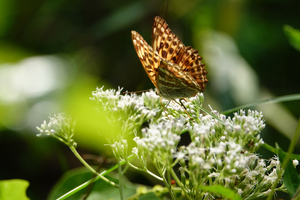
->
201 185 243 200
284 25 300 52
0 179 30 200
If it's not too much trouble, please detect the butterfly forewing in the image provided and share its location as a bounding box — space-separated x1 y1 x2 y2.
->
131 30 161 89
152 16 186 63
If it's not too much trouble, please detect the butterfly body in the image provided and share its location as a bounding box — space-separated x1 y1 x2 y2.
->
132 16 208 101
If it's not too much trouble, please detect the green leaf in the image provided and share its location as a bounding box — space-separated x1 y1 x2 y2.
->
47 167 158 200
278 147 300 196
284 25 300 52
201 185 242 200
0 179 30 200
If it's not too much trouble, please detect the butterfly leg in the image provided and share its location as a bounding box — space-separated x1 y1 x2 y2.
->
165 100 171 107
183 98 191 102
175 99 193 120
160 97 170 119
179 99 187 110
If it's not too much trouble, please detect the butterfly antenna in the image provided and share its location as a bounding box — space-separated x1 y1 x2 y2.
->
123 89 152 94
160 0 169 19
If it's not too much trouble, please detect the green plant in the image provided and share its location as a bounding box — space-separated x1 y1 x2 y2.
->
36 87 300 200
34 25 300 200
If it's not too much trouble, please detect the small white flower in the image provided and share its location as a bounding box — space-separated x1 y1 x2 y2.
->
195 157 205 164
203 163 213 169
220 136 226 141
175 152 186 160
210 146 225 154
293 159 299 168
233 125 241 132
237 188 243 196
132 147 138 156
208 172 220 178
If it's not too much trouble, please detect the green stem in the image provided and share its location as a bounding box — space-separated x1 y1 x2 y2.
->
262 142 300 160
56 153 135 200
266 118 300 200
170 168 192 200
153 162 176 200
222 94 300 115
57 176 99 200
127 161 163 181
56 158 125 200
294 195 300 200
198 106 226 126
70 146 117 187
118 160 124 200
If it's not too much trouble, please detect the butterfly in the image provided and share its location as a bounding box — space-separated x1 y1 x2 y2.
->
131 16 208 101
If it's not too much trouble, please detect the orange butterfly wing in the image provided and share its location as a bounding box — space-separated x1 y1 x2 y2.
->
131 30 160 89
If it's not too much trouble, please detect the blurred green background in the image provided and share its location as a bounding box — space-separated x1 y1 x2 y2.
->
0 0 299 199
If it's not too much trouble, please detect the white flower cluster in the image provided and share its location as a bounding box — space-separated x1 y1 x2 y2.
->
181 140 248 174
90 87 163 133
228 110 266 150
111 139 128 160
36 86 285 199
187 109 265 154
133 116 185 166
36 113 76 147
126 101 281 199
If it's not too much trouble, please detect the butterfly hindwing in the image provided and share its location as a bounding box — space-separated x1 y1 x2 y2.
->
157 60 201 99
179 47 208 91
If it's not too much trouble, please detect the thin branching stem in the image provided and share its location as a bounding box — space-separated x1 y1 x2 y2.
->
266 118 300 200
170 168 192 200
69 146 117 187
153 162 176 200
118 160 124 200
56 155 134 200
127 161 164 181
